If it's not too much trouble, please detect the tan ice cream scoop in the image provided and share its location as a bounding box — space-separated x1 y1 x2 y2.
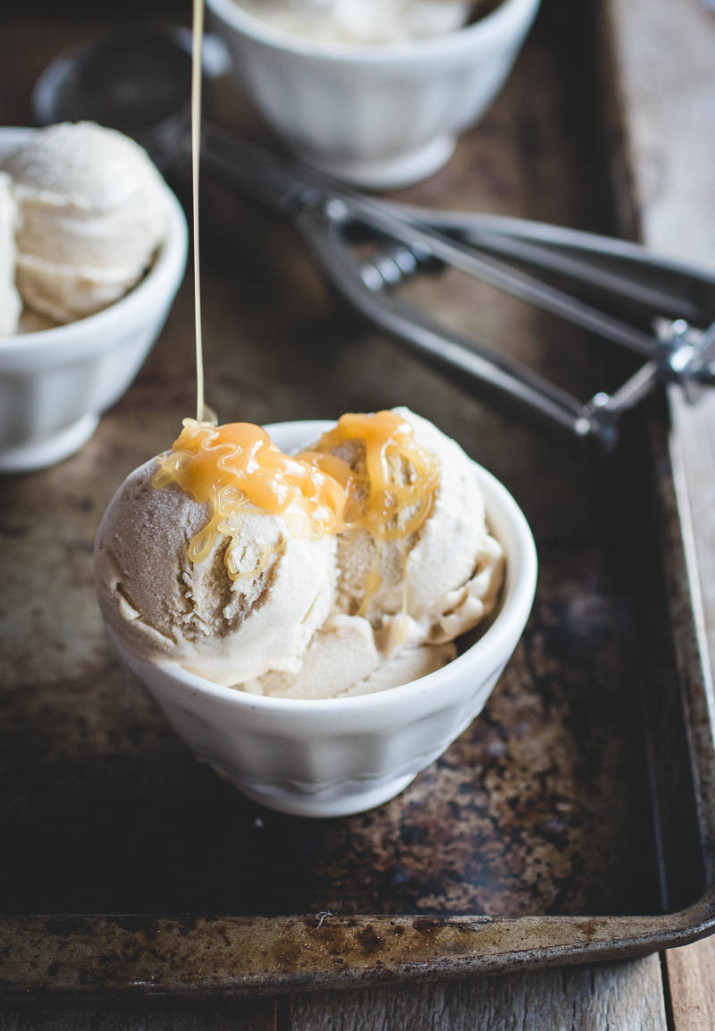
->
244 612 457 699
4 122 168 323
94 457 336 686
235 407 504 697
316 407 504 652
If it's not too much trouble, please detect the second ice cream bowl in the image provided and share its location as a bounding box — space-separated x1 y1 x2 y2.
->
207 0 541 189
0 128 188 474
108 420 537 819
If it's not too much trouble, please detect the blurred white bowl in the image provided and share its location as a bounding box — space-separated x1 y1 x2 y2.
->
107 419 537 818
207 0 541 189
0 128 188 474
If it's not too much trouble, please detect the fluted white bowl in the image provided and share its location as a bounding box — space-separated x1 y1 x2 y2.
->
106 419 537 818
207 0 540 188
0 128 188 474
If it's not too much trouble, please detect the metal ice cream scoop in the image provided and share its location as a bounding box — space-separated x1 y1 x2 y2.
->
33 29 715 449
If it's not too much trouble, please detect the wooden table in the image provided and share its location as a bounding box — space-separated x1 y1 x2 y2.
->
1 0 713 1027
606 1 715 1028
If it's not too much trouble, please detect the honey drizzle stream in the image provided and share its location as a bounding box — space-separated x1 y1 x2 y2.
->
191 0 212 423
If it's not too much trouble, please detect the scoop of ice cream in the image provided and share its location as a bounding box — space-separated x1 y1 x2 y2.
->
239 0 475 45
310 407 504 651
94 457 336 686
17 307 56 334
353 639 456 696
243 613 457 698
4 122 168 324
242 614 381 697
0 172 21 336
95 412 504 701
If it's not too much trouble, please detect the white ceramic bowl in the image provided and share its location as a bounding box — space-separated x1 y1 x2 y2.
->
107 419 537 818
207 0 540 189
0 129 188 474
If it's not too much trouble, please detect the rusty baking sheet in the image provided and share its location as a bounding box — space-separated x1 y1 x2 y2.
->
0 0 713 998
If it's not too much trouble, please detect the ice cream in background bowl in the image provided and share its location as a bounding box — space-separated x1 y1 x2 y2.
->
207 0 541 188
0 124 188 472
237 0 479 46
4 122 169 326
95 409 537 817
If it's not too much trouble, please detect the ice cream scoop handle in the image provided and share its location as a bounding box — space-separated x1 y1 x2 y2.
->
202 127 659 357
295 209 613 447
201 127 715 444
386 205 715 328
201 124 326 215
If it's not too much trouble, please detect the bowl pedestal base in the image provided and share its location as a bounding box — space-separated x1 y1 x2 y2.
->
297 134 456 190
209 762 418 818
0 413 99 473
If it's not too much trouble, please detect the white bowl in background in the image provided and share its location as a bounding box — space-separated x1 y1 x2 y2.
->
0 129 188 474
207 0 541 189
106 419 537 818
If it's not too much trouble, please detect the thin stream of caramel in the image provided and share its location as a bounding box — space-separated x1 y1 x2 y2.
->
191 0 213 424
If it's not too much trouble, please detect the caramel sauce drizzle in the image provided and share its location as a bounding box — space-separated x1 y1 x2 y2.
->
299 411 440 541
300 411 440 615
152 419 346 579
152 412 440 627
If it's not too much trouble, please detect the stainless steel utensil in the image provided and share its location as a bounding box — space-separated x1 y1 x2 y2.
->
33 29 715 448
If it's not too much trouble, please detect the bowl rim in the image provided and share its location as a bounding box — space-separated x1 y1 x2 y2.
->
115 418 538 713
206 0 541 63
0 127 188 357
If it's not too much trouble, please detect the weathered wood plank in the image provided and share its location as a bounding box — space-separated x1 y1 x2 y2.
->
605 0 715 696
0 998 277 1031
605 1 715 1028
288 957 668 1031
665 937 715 1031
605 0 715 270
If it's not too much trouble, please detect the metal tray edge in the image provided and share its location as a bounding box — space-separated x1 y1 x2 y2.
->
1 892 714 998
